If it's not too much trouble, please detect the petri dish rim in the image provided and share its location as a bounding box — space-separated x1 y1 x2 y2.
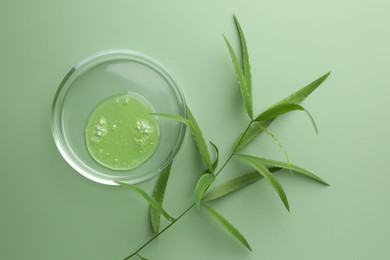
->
51 49 187 185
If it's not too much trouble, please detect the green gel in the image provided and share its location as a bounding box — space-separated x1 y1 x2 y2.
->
85 92 160 170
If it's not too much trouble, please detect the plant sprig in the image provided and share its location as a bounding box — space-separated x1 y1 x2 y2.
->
118 15 330 260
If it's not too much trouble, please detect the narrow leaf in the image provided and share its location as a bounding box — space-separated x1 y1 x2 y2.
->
203 203 252 251
194 173 215 209
274 72 331 105
203 172 262 201
150 162 172 233
151 112 189 125
303 108 318 134
203 168 281 201
239 156 329 185
233 15 252 108
255 103 318 134
187 108 213 172
154 110 213 172
210 142 220 171
223 35 253 119
255 103 305 122
236 72 330 150
116 182 176 222
238 155 290 211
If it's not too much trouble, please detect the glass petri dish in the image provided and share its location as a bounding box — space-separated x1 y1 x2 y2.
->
51 49 187 185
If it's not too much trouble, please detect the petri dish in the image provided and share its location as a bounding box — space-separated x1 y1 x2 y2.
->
51 49 187 185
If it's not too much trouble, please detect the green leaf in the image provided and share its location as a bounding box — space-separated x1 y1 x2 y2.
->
274 72 331 105
236 72 330 150
203 172 262 201
223 35 253 119
203 168 281 201
238 155 290 211
254 103 318 134
194 173 215 209
210 142 219 171
151 112 189 124
203 204 252 251
240 157 329 185
187 108 213 172
154 110 213 172
233 15 251 81
116 182 176 222
234 15 252 111
150 162 172 233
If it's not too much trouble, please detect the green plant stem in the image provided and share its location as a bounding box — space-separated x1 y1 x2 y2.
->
215 121 253 177
123 121 254 260
123 204 195 260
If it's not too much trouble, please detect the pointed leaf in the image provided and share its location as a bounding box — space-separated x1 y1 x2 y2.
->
203 172 262 201
234 15 252 107
151 112 189 124
274 72 330 105
254 103 318 134
236 72 330 150
194 173 215 209
238 155 290 211
187 108 213 172
223 35 253 119
116 182 176 222
255 103 304 122
154 110 213 172
203 168 281 201
150 162 172 233
210 142 219 171
240 157 329 185
203 204 252 251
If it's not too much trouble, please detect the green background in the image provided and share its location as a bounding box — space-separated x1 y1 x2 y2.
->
1 0 389 259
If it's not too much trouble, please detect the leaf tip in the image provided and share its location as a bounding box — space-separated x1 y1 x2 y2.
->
284 198 290 212
222 34 229 43
322 71 331 81
233 13 238 22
